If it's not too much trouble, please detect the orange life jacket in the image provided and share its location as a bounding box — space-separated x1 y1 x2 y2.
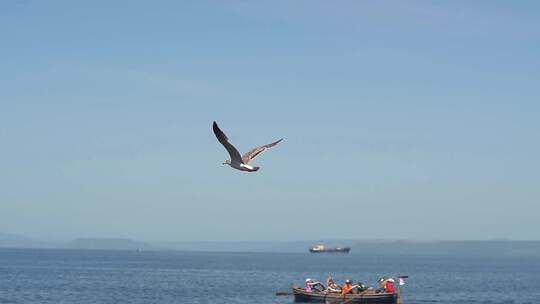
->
342 283 353 294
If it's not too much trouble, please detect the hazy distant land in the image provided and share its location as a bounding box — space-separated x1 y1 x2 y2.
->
1 233 539 256
66 238 152 250
153 239 540 256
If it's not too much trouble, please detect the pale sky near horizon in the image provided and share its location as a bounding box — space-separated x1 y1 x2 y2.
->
1 1 539 242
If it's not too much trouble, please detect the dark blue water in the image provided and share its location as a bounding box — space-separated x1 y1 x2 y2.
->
1 249 539 304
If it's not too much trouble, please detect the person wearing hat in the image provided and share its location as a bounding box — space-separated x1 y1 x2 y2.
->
305 278 323 292
341 279 354 294
326 277 342 293
384 278 396 293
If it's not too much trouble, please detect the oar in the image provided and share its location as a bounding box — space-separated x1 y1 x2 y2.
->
340 289 368 304
336 292 362 304
275 291 293 296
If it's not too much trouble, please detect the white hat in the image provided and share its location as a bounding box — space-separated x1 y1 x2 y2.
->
388 278 395 283
306 278 312 282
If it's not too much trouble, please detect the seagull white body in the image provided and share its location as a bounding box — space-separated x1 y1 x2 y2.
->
232 163 256 172
224 159 256 172
212 121 282 172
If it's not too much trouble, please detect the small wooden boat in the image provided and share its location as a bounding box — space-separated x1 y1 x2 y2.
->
293 287 397 304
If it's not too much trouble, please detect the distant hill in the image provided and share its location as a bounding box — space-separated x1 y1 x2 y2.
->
66 238 151 250
349 240 540 256
0 232 52 248
2 234 540 256
152 239 540 256
151 240 319 252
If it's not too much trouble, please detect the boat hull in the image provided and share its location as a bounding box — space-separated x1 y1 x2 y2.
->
309 247 351 253
293 287 397 304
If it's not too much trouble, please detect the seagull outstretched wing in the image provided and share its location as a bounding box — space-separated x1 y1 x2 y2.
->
242 139 282 164
213 121 242 163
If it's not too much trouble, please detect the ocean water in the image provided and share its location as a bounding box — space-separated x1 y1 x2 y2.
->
1 249 539 304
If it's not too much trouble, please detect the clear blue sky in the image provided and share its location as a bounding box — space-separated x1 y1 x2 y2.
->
1 1 539 241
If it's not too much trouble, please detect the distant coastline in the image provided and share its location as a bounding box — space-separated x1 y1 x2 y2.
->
1 233 539 256
66 238 152 250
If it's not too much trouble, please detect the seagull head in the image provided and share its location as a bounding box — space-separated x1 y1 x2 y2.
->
222 160 231 165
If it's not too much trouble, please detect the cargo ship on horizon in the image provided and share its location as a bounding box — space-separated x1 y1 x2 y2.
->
309 244 351 253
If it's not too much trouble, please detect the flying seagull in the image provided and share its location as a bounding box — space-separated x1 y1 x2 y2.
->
212 121 282 172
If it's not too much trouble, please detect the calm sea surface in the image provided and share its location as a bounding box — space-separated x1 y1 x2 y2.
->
1 248 539 304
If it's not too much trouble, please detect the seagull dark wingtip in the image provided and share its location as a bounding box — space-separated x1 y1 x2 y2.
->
212 121 220 134
212 121 229 142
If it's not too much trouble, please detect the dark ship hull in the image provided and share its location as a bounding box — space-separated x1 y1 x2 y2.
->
309 247 351 253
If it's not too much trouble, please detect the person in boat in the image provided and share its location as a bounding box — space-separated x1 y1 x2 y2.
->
341 279 354 294
377 277 385 291
354 281 367 293
377 277 396 293
341 279 368 294
305 278 324 292
384 278 396 293
326 277 341 293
